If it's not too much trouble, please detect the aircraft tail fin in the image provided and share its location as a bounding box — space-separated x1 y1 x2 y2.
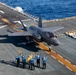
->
19 19 27 30
38 16 42 28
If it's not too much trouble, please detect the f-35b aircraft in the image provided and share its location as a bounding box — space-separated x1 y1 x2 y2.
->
8 17 63 47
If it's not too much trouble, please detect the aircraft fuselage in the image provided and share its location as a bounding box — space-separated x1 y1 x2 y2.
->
28 26 60 46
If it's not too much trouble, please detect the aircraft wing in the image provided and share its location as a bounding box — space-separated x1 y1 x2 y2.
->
8 31 32 36
44 26 64 32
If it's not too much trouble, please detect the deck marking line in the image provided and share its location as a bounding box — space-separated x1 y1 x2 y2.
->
58 60 64 65
51 55 56 59
51 50 56 53
66 66 73 71
58 54 63 58
0 25 7 28
0 16 18 28
73 65 76 67
45 51 49 54
65 59 71 63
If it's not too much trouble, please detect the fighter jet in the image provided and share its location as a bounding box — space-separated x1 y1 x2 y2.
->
8 17 63 47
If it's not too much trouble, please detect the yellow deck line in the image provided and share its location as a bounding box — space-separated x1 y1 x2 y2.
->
0 16 24 32
36 41 76 73
0 16 18 28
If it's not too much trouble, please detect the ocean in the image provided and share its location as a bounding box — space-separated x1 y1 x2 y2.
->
0 0 76 20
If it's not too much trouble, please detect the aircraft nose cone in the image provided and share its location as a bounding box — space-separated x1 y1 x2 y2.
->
48 37 60 46
52 37 60 46
55 41 60 46
54 40 60 46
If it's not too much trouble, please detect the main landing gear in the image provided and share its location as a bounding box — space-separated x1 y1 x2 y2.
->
25 36 34 46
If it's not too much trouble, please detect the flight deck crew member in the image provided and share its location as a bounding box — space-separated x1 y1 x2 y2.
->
15 55 20 67
35 54 41 67
42 56 47 69
22 54 27 68
30 58 35 70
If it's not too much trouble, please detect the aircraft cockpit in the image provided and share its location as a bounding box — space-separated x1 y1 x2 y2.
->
46 32 57 38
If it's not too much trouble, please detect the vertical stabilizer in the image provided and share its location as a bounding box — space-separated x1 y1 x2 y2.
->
38 16 42 28
19 19 27 30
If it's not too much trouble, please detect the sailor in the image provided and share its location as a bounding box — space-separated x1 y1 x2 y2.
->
42 56 47 69
15 55 20 67
35 54 41 67
22 54 27 68
27 53 35 69
29 58 35 70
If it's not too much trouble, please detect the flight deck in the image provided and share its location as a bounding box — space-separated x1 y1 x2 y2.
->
0 2 76 75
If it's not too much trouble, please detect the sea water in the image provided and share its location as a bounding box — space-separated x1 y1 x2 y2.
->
1 0 76 20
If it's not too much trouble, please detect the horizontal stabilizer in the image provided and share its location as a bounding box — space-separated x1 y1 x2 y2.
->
44 26 64 32
8 31 32 36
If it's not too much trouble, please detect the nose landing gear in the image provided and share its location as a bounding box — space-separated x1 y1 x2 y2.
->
48 46 52 52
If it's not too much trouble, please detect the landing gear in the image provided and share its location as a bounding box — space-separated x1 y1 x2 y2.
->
25 36 34 46
49 46 51 51
25 36 29 46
